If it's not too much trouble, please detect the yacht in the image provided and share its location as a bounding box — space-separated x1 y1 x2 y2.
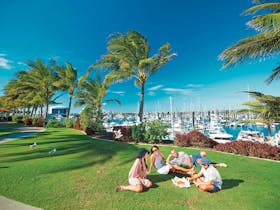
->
237 129 265 142
204 114 233 143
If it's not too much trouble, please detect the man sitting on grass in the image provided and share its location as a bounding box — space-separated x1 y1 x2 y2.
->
187 157 222 193
166 149 195 175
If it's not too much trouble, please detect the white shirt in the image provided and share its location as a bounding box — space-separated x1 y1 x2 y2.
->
200 165 222 189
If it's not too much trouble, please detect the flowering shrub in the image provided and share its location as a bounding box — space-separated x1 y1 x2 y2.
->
175 130 217 148
24 118 33 126
74 117 82 130
36 118 46 127
215 141 280 160
112 126 132 142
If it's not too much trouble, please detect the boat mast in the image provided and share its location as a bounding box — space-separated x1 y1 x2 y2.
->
170 96 174 136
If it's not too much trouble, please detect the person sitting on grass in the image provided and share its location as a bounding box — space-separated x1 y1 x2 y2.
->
187 157 222 193
191 151 228 169
148 145 171 175
166 149 195 175
116 148 152 193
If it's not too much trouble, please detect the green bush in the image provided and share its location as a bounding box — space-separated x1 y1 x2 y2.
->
80 105 105 133
131 123 145 142
143 120 168 143
46 120 64 128
32 117 44 126
12 115 23 123
64 118 75 128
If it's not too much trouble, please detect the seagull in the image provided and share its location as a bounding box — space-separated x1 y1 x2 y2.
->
49 148 57 155
114 129 123 139
29 142 37 148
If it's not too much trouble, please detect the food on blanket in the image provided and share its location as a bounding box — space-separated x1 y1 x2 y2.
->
176 180 185 186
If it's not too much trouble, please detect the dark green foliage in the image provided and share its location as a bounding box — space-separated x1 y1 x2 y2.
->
143 120 168 143
131 123 145 142
64 118 75 128
80 105 105 132
46 120 64 128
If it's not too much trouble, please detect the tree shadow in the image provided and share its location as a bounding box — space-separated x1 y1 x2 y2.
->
222 179 244 190
0 130 141 174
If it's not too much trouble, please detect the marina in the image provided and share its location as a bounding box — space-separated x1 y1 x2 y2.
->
103 110 280 145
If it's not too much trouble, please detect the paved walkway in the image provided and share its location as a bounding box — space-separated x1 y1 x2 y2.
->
0 127 45 144
0 196 43 210
0 126 45 209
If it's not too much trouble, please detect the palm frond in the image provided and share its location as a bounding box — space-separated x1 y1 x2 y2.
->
265 63 280 83
243 3 280 15
219 28 280 68
247 13 280 31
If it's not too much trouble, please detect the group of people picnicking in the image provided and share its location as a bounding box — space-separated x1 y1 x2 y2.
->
116 146 227 193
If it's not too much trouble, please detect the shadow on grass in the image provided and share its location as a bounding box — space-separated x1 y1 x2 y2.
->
148 174 175 184
222 179 244 190
0 130 141 174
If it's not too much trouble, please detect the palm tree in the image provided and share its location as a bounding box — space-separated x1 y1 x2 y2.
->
219 0 280 83
23 58 59 119
239 91 280 136
75 74 121 111
53 62 78 118
93 30 176 122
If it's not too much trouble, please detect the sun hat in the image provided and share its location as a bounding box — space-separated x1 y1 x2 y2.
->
137 148 149 158
199 157 211 165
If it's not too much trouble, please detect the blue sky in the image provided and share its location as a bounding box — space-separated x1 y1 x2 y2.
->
1 0 279 113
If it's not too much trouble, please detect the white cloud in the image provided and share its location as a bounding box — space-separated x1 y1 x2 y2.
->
112 91 125 96
0 55 12 70
148 85 163 91
187 84 203 88
163 88 193 95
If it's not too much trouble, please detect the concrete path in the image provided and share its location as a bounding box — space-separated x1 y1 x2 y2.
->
0 196 43 210
0 127 45 144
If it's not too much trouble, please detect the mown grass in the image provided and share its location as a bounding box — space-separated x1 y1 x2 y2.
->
0 128 279 210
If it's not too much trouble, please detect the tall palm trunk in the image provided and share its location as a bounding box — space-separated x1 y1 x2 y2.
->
67 96 72 118
138 84 145 123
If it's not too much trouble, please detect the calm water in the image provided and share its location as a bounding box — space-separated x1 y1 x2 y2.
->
224 125 280 140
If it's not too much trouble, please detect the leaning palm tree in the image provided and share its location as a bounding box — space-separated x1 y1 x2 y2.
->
75 74 121 113
93 30 176 122
53 62 78 118
238 91 280 136
23 59 59 119
219 0 280 83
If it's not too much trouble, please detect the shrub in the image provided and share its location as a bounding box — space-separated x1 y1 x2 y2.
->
174 130 217 148
36 118 46 127
112 126 132 142
80 105 105 133
143 120 168 143
131 123 145 142
74 117 82 130
64 118 75 128
215 141 280 160
12 115 23 123
24 118 33 126
46 120 64 128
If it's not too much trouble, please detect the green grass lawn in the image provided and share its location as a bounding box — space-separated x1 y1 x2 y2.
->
0 128 279 210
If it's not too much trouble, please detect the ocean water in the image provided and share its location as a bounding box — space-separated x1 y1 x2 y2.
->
224 125 280 140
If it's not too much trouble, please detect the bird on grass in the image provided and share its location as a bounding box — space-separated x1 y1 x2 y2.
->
49 148 57 155
29 142 37 148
